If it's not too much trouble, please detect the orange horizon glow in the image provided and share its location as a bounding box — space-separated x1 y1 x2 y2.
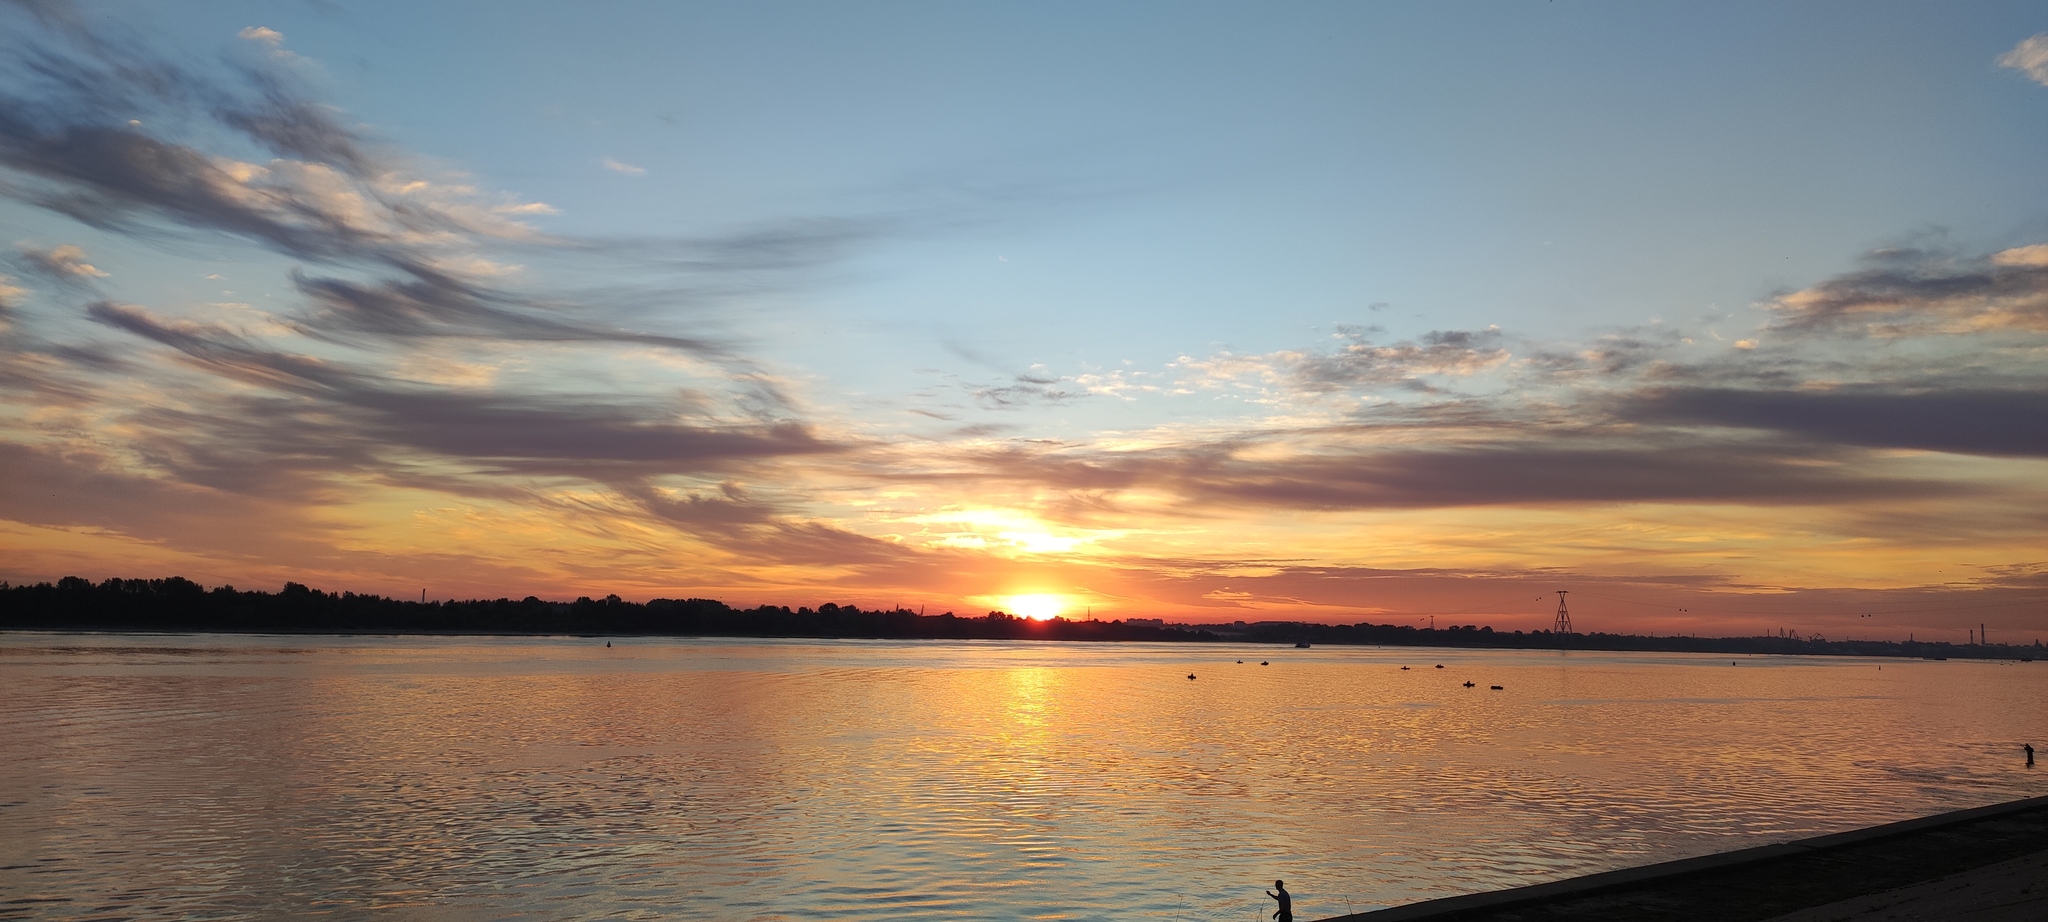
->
1005 594 1065 621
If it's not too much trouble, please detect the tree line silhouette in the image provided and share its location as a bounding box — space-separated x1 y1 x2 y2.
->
1 576 2039 660
0 576 1214 641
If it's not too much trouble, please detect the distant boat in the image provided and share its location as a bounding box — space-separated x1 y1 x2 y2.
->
1294 641 1311 648
1463 681 1475 688
1490 685 1504 690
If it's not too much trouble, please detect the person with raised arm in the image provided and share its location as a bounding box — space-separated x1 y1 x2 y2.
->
1266 880 1292 922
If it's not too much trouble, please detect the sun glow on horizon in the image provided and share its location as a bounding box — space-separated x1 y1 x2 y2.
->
1007 594 1065 621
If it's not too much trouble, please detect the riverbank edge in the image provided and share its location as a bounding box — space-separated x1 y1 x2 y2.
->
1316 792 2048 921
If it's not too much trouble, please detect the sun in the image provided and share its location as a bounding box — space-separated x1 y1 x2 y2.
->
1007 594 1064 621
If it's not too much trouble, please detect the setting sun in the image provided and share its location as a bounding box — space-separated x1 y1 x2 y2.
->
1006 594 1064 621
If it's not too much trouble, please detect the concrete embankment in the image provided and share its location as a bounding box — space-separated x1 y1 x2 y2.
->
1317 793 2048 922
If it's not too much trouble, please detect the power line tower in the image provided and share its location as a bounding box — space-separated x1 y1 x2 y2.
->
1552 590 1573 637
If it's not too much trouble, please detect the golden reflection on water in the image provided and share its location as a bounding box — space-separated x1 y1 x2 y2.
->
1 637 2044 921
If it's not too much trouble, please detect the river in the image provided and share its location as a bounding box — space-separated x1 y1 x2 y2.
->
3 634 2043 920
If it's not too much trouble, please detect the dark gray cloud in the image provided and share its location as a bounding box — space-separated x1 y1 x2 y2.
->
0 8 388 251
718 521 918 569
0 439 339 559
0 5 805 364
973 373 1085 409
1624 386 2048 458
1289 327 1511 393
1767 243 2048 333
936 431 1959 516
881 238 2048 527
591 217 888 276
1521 327 1695 380
288 267 724 354
214 66 375 177
88 302 836 478
1177 327 1516 399
1169 443 1955 509
626 479 932 573
2 124 359 253
0 3 954 578
614 479 784 532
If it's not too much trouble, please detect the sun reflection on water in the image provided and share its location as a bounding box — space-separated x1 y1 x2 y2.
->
2 636 2044 921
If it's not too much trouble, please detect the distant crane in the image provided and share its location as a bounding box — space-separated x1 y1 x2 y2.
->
1552 591 1574 637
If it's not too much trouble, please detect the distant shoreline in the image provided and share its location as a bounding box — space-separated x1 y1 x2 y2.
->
4 576 2042 661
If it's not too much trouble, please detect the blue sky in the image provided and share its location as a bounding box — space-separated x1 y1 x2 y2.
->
264 1 2048 438
157 1 2048 354
5 0 2048 636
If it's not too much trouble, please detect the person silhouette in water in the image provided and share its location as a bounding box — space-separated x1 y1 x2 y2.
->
1267 879 1292 922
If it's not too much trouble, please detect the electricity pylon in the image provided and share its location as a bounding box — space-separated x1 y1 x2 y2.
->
1552 590 1573 636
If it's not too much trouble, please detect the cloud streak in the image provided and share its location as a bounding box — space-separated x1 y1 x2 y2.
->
86 301 835 477
1765 244 2048 334
1622 387 2048 458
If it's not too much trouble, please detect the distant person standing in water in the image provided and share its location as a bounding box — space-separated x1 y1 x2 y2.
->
1267 880 1292 922
2028 743 2035 767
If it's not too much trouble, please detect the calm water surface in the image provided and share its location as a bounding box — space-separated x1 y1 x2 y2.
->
3 634 2044 921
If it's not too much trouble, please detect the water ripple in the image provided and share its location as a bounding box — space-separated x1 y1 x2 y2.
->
1 636 2043 920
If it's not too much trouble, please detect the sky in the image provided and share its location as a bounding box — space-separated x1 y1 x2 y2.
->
4 0 2048 640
